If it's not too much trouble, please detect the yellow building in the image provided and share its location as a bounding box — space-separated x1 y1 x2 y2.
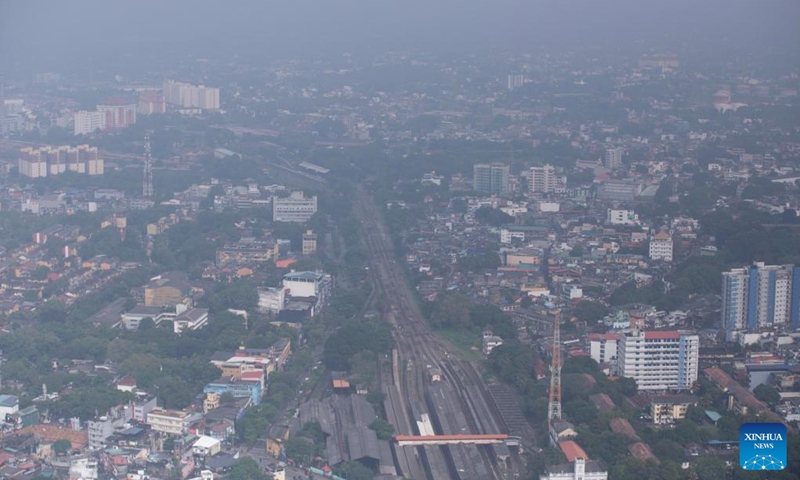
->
650 395 697 425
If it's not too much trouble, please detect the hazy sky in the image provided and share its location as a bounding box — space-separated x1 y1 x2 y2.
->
1 1 798 72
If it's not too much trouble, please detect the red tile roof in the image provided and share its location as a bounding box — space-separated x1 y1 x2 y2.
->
558 440 588 462
17 425 88 450
644 331 680 340
628 442 658 463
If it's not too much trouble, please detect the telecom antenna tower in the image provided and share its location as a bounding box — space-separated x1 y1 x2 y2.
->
143 134 154 198
547 309 562 423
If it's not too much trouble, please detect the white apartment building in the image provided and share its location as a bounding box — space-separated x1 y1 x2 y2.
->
272 191 317 222
586 333 619 364
283 271 325 299
649 231 673 262
97 101 136 129
529 164 556 194
606 209 640 226
18 156 48 178
540 458 608 480
257 286 286 313
147 409 196 435
605 147 623 169
19 145 104 178
74 110 106 135
617 330 699 391
507 74 525 90
163 80 220 110
722 263 800 340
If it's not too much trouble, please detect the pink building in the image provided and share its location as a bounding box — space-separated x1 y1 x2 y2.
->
97 97 136 130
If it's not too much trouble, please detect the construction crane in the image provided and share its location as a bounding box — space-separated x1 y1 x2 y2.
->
547 309 562 424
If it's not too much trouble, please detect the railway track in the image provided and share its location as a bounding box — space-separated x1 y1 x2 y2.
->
354 185 510 480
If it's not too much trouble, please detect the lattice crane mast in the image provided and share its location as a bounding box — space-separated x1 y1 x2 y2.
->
547 309 562 423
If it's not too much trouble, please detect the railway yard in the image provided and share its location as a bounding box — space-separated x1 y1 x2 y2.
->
354 185 527 480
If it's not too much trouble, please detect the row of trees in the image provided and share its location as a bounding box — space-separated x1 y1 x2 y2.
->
428 294 516 339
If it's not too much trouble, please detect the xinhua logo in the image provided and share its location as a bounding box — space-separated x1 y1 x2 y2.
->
739 423 787 470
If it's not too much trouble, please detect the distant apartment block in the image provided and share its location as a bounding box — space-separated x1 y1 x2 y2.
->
137 90 166 114
97 98 136 130
604 148 623 169
19 145 104 178
473 163 509 195
272 191 317 222
722 262 800 340
618 330 699 391
73 110 106 136
529 164 556 193
507 74 525 90
163 80 220 110
648 231 673 262
638 53 679 69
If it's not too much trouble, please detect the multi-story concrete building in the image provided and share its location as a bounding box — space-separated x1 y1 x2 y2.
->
173 308 209 334
283 271 326 299
617 330 699 391
163 80 220 110
215 239 279 266
722 263 800 340
147 409 197 436
272 191 317 222
97 98 136 130
19 145 104 178
604 147 623 169
507 74 525 91
606 209 639 226
137 90 166 114
74 110 106 135
302 230 317 255
529 164 556 194
597 179 639 201
203 378 262 405
18 152 47 178
88 406 132 449
257 286 286 313
0 395 19 420
650 395 697 425
473 163 509 195
586 333 619 365
132 397 158 423
649 231 673 262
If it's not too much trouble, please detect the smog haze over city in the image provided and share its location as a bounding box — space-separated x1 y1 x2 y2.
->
0 1 799 480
